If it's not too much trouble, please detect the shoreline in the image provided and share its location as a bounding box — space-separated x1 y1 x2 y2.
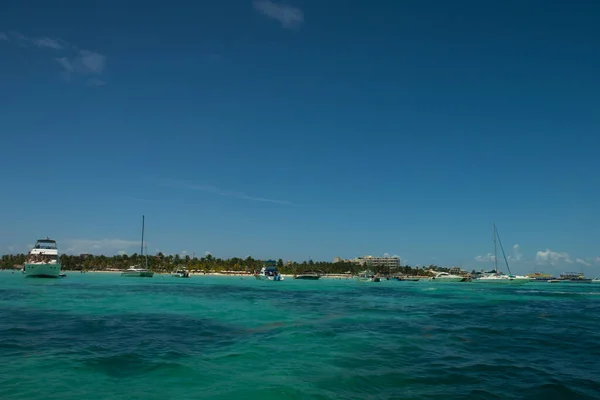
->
61 270 357 279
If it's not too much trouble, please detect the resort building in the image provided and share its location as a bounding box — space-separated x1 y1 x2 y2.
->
354 255 401 269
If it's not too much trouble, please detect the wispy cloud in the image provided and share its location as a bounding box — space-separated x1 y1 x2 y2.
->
475 253 496 262
2 31 107 85
63 238 140 255
535 249 573 265
165 180 293 205
253 0 304 28
596 256 600 264
576 258 591 267
56 50 106 79
512 244 523 261
32 37 66 49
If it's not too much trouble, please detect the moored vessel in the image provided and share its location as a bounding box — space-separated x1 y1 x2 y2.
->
171 268 190 278
24 238 62 278
121 215 154 278
430 272 464 282
255 260 284 281
474 223 532 284
557 272 591 283
294 271 321 280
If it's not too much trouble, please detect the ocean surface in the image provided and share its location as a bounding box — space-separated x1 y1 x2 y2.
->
1 271 599 399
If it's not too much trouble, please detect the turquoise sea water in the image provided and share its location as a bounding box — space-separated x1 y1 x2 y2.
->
1 272 599 399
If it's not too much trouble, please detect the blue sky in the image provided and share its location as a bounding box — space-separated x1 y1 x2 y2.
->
1 0 599 275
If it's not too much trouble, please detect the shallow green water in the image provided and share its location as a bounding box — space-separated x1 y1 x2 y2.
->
1 271 599 399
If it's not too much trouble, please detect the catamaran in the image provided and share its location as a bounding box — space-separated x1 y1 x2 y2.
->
121 215 154 278
474 223 532 284
24 238 62 278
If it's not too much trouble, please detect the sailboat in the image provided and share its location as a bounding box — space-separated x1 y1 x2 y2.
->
474 223 532 284
121 215 154 277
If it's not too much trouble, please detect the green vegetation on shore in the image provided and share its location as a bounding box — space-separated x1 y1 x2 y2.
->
0 252 446 276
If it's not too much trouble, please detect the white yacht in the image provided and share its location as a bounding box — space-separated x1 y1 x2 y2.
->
254 260 284 281
121 215 154 278
24 238 62 278
474 223 532 284
121 266 154 277
171 268 190 278
356 270 381 282
430 272 464 282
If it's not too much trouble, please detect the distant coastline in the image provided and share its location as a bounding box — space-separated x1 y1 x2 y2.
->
1 253 446 277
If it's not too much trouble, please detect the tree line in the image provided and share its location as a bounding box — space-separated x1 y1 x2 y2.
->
0 252 448 276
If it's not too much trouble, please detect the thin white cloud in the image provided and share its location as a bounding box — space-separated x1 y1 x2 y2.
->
253 0 304 28
595 256 600 264
535 249 573 265
3 31 107 85
117 250 128 256
475 253 496 262
62 239 140 255
576 258 591 267
513 244 523 261
205 251 212 256
4 31 67 49
165 180 293 205
32 37 66 49
7 245 18 253
56 50 106 76
8 31 29 46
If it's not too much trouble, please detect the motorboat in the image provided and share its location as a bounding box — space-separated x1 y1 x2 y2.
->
294 271 321 280
171 268 190 278
255 260 284 281
430 272 464 282
24 238 62 278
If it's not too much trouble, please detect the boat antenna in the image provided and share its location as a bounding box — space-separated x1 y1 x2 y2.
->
495 224 513 276
493 221 498 273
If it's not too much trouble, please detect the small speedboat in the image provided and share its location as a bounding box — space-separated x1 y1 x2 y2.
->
171 269 190 278
255 260 284 281
430 272 464 282
294 271 321 280
355 271 380 282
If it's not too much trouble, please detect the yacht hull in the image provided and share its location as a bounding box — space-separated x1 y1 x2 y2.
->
432 277 464 282
121 271 154 277
255 275 284 281
475 278 531 284
24 263 61 278
294 275 320 280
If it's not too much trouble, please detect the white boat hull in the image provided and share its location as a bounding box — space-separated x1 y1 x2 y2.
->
121 271 154 277
432 277 464 282
255 275 284 281
24 263 61 278
475 277 531 284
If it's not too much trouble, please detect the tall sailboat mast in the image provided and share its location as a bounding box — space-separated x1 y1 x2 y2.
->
493 222 498 273
140 215 145 256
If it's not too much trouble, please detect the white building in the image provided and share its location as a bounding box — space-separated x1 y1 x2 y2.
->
354 255 400 269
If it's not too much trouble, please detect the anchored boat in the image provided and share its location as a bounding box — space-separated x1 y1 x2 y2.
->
24 238 62 278
474 223 532 284
255 260 284 281
121 215 154 278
